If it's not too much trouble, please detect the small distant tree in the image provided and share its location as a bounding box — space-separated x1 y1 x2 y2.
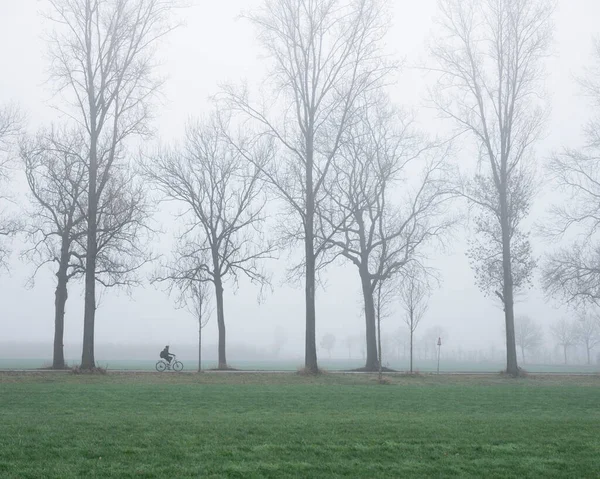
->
320 333 336 359
392 327 407 361
153 245 213 372
374 276 398 379
574 313 600 365
551 319 576 365
343 335 354 359
187 282 213 372
514 316 543 364
399 266 430 373
272 325 287 358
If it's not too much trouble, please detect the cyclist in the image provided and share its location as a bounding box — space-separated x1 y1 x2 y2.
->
160 345 175 364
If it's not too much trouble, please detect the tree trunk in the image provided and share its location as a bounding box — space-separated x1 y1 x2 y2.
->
377 294 382 381
360 273 378 371
53 248 70 369
304 126 318 374
410 327 414 373
563 345 567 365
500 189 519 377
198 319 202 372
81 130 98 370
214 274 227 369
521 345 525 364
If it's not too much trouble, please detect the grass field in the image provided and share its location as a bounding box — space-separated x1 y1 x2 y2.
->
1 372 599 478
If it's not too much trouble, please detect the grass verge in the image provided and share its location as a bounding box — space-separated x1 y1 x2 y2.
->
0 372 598 478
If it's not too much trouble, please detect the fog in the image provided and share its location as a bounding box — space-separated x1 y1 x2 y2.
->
0 0 599 366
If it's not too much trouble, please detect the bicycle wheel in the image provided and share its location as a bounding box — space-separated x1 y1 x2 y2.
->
156 360 167 372
172 361 184 372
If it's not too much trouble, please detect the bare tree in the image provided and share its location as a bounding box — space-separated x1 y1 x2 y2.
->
153 245 213 371
46 0 176 369
319 94 452 370
343 335 355 359
399 266 430 373
320 333 336 359
222 0 393 373
272 325 288 358
0 103 23 268
188 282 212 372
542 40 600 307
392 327 407 361
145 114 274 369
20 127 87 369
574 312 600 365
431 0 554 376
21 126 153 369
551 318 576 365
374 277 398 379
514 315 542 363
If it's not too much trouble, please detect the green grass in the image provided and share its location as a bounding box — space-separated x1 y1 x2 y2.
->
0 372 599 478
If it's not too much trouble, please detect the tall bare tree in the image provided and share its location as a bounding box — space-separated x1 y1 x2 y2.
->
542 40 600 307
46 0 176 369
318 95 452 370
222 0 392 373
514 315 542 363
0 103 23 268
574 312 600 365
21 126 153 368
431 0 554 376
551 318 576 365
145 114 274 369
399 266 430 373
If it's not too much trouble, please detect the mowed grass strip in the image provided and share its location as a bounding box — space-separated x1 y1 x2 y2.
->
0 373 598 478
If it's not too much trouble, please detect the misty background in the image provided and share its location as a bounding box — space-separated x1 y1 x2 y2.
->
0 0 599 366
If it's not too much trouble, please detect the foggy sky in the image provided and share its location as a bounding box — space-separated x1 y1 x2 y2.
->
0 0 599 360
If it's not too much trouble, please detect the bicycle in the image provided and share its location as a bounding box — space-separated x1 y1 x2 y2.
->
155 354 184 372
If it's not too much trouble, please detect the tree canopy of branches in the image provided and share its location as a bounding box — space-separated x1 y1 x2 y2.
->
399 266 430 373
0 103 23 268
46 0 176 369
318 95 452 370
542 40 600 307
21 126 153 368
223 0 393 373
431 0 554 376
514 315 542 363
145 114 274 369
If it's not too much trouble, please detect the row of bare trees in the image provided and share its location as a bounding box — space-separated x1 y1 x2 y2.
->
2 0 600 375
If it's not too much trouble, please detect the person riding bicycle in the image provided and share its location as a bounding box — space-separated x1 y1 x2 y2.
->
159 345 175 364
